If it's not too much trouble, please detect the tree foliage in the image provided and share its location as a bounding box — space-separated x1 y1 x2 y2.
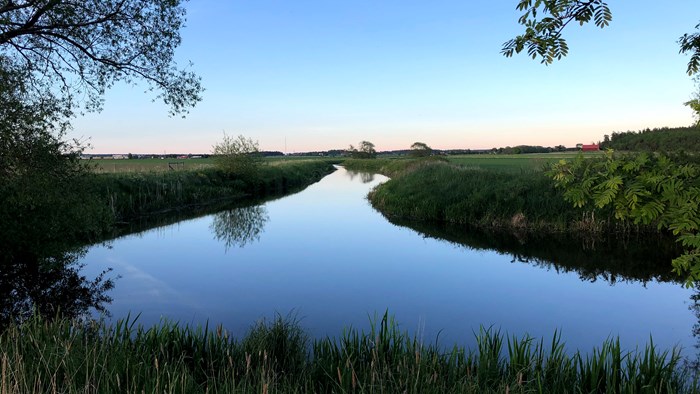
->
503 1 700 76
687 99 700 126
0 0 201 256
680 22 700 76
348 140 377 159
212 133 262 179
410 142 432 157
0 59 110 253
548 152 700 285
0 0 202 116
686 79 700 126
0 60 115 326
600 126 700 152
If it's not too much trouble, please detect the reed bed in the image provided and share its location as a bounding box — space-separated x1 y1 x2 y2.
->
349 158 647 235
366 161 586 233
342 156 447 178
0 313 694 393
343 156 658 234
91 160 335 221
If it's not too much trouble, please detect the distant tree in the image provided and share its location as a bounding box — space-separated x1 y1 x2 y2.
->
410 142 432 157
348 140 377 159
212 134 263 179
502 1 699 76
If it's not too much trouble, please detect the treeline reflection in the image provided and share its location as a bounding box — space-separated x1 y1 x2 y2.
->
0 246 115 330
211 205 269 250
387 217 682 284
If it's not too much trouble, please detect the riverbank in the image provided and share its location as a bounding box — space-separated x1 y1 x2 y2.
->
0 313 691 394
343 157 649 235
93 159 337 223
0 158 337 275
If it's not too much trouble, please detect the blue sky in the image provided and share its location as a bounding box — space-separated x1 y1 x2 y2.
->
71 1 700 154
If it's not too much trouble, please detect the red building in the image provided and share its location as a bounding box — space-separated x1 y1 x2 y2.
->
581 144 600 151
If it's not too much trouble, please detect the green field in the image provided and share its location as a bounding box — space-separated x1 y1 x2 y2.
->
445 152 605 172
89 156 334 173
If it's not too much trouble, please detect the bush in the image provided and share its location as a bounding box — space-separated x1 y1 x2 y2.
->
211 134 263 179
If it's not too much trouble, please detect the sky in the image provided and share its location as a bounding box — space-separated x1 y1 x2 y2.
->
70 1 700 154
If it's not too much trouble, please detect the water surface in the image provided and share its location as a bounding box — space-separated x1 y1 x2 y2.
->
81 166 697 357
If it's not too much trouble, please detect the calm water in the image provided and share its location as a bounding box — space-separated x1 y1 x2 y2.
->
81 166 698 357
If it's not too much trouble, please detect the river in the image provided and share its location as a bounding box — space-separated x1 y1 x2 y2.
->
80 166 698 359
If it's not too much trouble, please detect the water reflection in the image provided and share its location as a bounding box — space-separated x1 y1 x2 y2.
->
211 205 269 250
385 217 681 285
345 169 375 183
0 247 115 330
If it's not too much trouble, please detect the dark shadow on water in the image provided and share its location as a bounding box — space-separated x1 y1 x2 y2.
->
105 175 317 242
386 217 682 285
0 246 115 331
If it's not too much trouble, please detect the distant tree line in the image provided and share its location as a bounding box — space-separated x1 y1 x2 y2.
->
347 141 377 159
600 126 700 152
287 144 576 157
491 145 569 154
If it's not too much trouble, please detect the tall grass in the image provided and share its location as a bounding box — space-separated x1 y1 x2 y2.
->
344 156 659 234
342 156 447 178
91 160 335 222
360 159 651 234
0 312 694 393
367 161 582 232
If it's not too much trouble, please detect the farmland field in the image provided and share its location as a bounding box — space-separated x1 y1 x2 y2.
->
445 151 605 172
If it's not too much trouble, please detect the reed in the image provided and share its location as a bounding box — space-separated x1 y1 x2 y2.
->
367 161 577 232
360 159 653 235
343 156 447 178
91 160 336 222
0 312 694 393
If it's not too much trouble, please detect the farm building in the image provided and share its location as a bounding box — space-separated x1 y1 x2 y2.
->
581 144 599 151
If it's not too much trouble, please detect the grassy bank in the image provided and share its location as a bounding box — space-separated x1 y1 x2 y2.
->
92 159 336 222
344 156 644 234
342 156 449 177
0 313 692 393
369 162 580 232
